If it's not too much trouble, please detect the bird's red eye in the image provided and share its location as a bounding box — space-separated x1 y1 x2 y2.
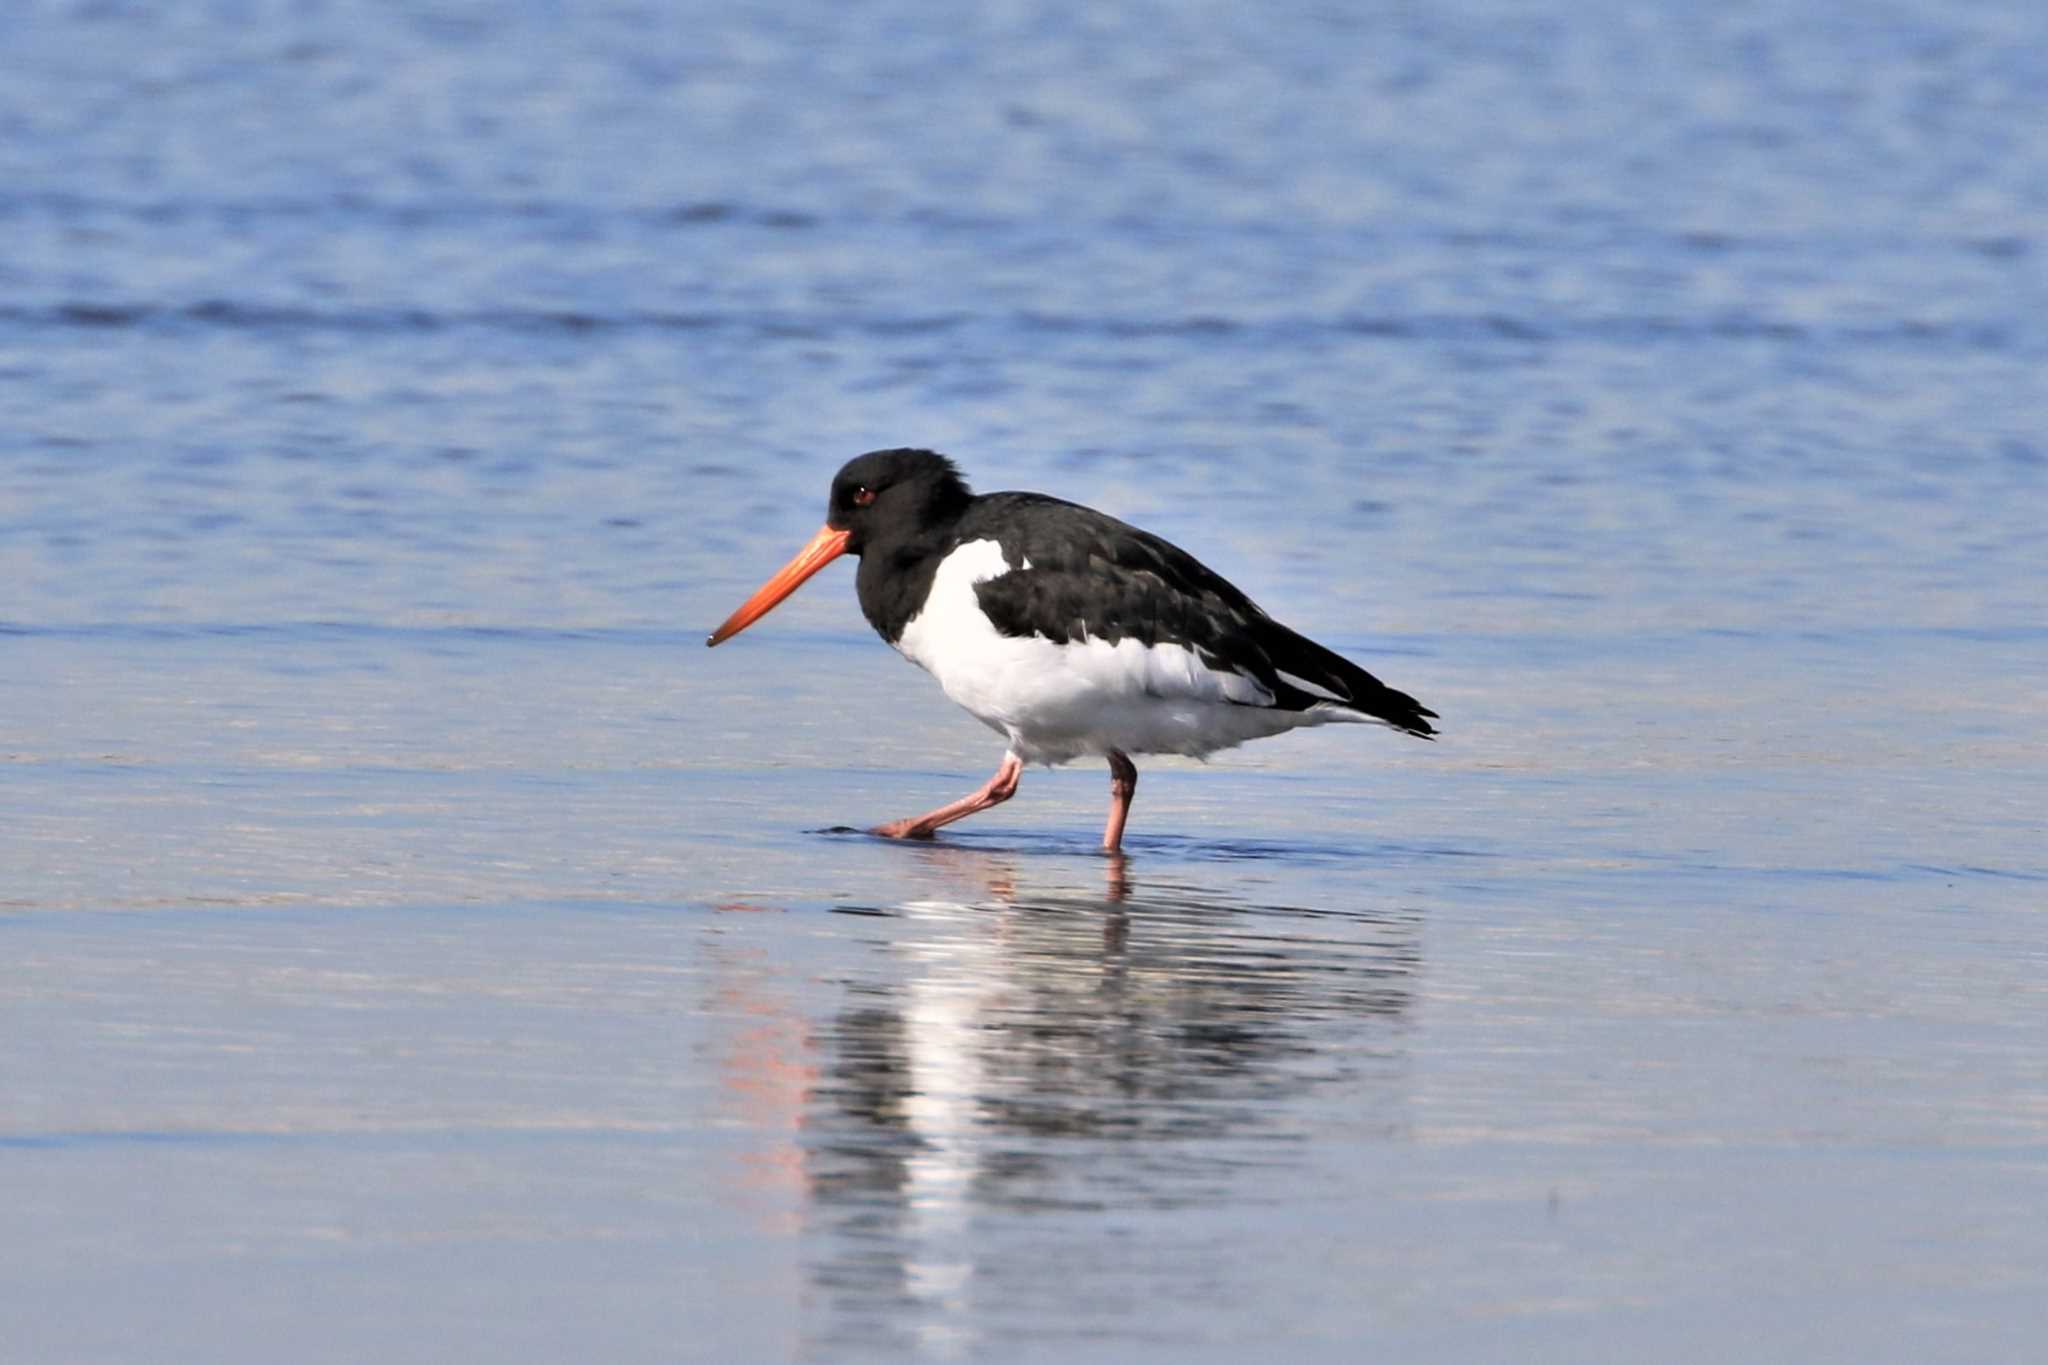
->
853 487 876 507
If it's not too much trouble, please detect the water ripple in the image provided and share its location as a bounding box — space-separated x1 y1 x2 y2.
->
3 298 2029 354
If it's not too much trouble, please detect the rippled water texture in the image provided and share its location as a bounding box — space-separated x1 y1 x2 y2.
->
3 2 2045 1361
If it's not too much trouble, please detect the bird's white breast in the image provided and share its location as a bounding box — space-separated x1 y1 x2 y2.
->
893 539 1326 764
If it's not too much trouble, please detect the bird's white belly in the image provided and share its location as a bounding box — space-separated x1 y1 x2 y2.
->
893 540 1322 765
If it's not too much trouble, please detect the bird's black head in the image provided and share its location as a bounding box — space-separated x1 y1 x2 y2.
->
826 448 974 554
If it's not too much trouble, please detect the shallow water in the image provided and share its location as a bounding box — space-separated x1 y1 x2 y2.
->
5 1 2048 1361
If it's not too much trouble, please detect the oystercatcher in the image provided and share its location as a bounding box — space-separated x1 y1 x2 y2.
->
707 449 1436 850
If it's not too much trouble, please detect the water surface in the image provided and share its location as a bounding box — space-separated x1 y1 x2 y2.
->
4 2 2046 1361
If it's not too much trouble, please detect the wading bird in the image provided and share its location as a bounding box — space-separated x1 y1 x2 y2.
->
708 449 1436 850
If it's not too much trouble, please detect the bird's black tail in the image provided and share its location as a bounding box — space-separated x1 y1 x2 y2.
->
1255 621 1439 738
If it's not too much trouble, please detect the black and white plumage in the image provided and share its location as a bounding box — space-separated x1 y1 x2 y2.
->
708 449 1436 850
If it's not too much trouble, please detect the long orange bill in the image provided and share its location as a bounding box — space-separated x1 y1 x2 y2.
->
705 524 851 646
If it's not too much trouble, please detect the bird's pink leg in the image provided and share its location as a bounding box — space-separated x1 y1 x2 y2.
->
1102 749 1138 851
871 752 1024 840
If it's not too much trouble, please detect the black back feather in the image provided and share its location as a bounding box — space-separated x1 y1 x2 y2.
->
962 493 1438 738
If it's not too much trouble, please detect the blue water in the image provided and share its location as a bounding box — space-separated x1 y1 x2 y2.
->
4 3 2046 1361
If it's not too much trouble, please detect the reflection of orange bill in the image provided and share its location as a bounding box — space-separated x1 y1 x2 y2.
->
705 524 851 646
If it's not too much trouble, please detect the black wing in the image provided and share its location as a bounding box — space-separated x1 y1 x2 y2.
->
962 493 1437 738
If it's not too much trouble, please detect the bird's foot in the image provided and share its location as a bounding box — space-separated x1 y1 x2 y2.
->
869 819 938 840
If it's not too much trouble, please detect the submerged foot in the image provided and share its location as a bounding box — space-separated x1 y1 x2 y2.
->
869 819 938 840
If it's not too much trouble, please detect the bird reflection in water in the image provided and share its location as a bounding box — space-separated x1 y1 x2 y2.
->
797 843 1420 1357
